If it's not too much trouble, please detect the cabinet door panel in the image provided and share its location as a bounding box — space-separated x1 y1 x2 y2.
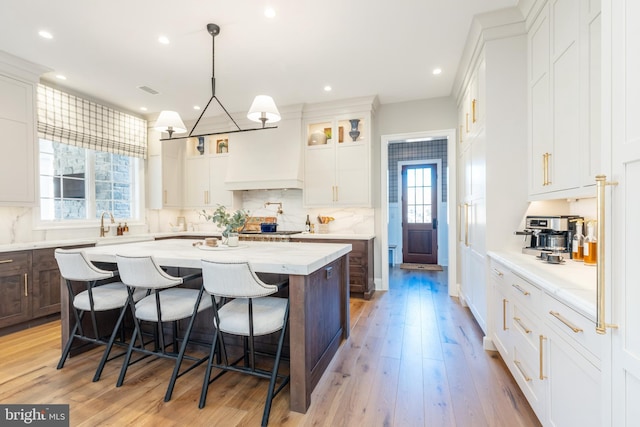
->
336 144 369 206
546 330 600 427
530 76 551 193
208 156 232 207
552 43 580 190
31 248 62 318
184 157 209 207
304 147 335 206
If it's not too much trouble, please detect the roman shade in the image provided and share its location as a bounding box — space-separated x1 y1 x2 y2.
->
37 84 147 158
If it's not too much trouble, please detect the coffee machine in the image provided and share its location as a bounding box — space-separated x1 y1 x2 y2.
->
516 215 582 257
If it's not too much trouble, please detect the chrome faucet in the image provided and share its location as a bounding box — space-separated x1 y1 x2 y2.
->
100 211 115 237
264 202 283 214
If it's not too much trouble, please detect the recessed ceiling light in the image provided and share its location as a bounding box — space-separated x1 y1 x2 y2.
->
324 85 332 92
55 74 67 80
158 36 170 45
264 7 276 18
38 30 53 39
140 107 148 111
432 68 442 75
193 105 201 110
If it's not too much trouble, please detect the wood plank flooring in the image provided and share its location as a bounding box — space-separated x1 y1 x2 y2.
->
0 267 541 426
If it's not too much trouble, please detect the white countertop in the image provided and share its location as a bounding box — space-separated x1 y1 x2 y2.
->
289 232 375 240
488 250 597 320
81 238 352 276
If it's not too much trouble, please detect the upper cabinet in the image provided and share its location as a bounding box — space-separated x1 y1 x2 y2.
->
0 53 47 206
527 0 601 199
303 97 377 208
183 136 233 208
147 127 183 209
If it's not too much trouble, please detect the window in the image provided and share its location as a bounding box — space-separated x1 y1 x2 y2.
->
405 166 434 224
39 139 139 221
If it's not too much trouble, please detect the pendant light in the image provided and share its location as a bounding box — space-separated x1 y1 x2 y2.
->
156 23 280 142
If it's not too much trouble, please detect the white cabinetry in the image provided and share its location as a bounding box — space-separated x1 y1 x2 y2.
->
147 128 183 209
456 28 528 334
489 258 602 426
183 136 232 208
605 0 640 424
0 69 39 206
303 97 376 208
527 0 601 198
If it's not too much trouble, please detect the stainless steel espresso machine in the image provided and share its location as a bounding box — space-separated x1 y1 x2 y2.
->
515 215 582 257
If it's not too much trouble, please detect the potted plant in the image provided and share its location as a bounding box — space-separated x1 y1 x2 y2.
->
200 205 248 246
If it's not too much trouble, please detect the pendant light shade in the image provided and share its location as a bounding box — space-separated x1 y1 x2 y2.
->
247 95 281 127
154 111 187 138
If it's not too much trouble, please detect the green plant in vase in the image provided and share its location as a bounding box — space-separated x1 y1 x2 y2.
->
200 205 248 244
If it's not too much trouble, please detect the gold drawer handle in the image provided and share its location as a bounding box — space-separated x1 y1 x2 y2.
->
492 268 504 277
513 317 531 334
24 273 28 296
0 259 14 264
502 299 508 331
549 310 583 333
539 335 547 380
512 284 530 296
514 360 532 382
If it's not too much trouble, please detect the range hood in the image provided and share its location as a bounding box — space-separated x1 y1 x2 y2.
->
224 109 303 191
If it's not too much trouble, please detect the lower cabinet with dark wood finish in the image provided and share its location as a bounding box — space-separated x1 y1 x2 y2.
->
0 245 91 335
290 237 375 300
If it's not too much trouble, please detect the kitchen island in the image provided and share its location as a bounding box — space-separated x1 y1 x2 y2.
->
61 238 352 413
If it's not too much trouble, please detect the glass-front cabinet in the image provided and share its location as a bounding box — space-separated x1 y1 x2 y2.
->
303 101 374 207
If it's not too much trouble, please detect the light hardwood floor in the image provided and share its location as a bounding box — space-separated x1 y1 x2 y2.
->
0 267 540 426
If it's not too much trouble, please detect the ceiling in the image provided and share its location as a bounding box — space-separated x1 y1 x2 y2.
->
0 0 518 123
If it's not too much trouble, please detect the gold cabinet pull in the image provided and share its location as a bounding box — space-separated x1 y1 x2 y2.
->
542 153 548 186
539 335 547 380
0 259 13 264
512 283 530 296
513 316 531 334
503 299 508 331
464 203 469 247
492 268 504 277
546 153 552 185
465 113 469 133
549 311 583 333
472 99 477 123
24 273 28 296
514 360 532 382
595 175 619 334
204 190 209 205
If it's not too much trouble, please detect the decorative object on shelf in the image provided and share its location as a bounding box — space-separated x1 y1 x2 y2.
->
338 126 344 143
197 136 205 155
324 128 332 140
154 23 280 141
349 119 360 141
200 205 249 244
216 138 228 153
308 131 327 146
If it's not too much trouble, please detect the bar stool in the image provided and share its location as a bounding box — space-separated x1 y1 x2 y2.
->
54 248 145 382
114 254 213 392
198 259 290 427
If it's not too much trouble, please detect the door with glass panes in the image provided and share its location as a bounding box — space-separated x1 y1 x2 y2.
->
401 164 438 264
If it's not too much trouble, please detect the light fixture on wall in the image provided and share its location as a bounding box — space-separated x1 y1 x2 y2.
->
154 23 280 142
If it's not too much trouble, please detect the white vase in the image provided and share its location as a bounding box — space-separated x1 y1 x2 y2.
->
227 232 239 247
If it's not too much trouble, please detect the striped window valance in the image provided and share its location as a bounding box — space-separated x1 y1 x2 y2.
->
37 84 147 158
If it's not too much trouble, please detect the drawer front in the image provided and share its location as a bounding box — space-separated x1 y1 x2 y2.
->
512 303 541 358
0 251 30 274
509 272 542 312
543 293 601 361
490 260 509 290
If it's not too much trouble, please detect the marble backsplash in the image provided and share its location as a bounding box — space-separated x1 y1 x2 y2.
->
0 189 374 245
180 189 375 235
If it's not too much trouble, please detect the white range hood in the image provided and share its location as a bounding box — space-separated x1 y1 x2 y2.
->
224 107 303 191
